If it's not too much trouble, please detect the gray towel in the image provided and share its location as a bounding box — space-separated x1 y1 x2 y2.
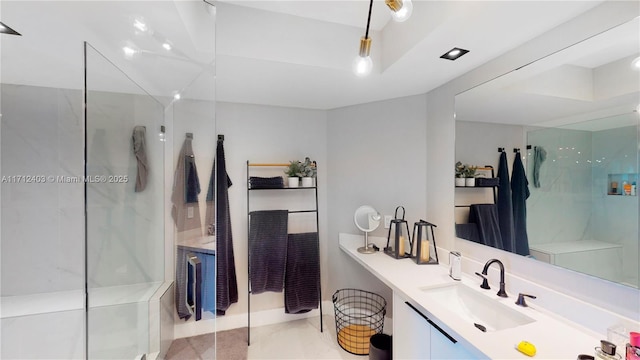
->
175 247 192 320
533 146 547 188
249 210 289 294
285 232 320 314
132 126 148 192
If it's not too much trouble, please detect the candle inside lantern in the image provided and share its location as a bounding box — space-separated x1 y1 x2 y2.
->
398 236 405 255
420 239 430 262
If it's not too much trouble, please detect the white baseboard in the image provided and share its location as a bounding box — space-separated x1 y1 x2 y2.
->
174 300 334 339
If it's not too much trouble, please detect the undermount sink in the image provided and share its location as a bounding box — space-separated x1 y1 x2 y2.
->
420 283 535 332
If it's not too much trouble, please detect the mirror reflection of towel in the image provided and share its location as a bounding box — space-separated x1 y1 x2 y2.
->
132 126 148 192
469 204 503 250
533 146 547 188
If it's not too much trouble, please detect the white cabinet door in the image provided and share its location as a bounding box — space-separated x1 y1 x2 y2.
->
393 292 430 359
393 292 478 359
430 320 478 359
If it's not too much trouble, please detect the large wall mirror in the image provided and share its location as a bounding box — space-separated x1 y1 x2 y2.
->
454 18 639 289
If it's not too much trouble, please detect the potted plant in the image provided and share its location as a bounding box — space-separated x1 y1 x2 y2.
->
464 165 477 187
285 160 302 187
455 162 466 187
300 157 316 187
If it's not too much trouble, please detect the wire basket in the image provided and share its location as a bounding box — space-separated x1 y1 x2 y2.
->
332 289 387 356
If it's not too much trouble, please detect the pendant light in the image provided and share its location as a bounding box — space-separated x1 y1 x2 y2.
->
353 0 374 77
386 0 413 22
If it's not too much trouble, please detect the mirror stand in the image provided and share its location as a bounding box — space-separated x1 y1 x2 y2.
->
358 232 377 254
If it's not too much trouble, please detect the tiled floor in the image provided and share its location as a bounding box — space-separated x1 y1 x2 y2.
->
247 315 363 360
166 315 366 360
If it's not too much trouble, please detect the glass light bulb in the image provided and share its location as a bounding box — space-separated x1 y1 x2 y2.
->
352 56 373 77
391 0 413 22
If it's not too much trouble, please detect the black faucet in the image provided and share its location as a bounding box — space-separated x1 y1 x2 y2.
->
477 259 508 298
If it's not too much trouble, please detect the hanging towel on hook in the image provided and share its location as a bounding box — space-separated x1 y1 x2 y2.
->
171 136 202 234
511 151 530 256
497 151 515 253
132 126 148 192
215 139 238 315
533 146 547 188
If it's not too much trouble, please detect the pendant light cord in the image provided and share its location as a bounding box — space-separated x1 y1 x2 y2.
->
365 0 374 39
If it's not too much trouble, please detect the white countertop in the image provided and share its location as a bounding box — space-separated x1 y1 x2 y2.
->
339 233 603 360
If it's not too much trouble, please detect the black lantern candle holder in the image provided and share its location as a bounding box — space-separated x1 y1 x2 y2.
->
412 219 439 265
384 206 412 259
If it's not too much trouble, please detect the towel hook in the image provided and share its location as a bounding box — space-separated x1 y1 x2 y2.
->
186 132 193 139
498 147 505 152
218 134 225 142
513 148 520 153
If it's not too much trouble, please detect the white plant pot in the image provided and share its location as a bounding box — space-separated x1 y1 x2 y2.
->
455 178 466 187
301 177 313 187
465 178 475 187
288 177 299 188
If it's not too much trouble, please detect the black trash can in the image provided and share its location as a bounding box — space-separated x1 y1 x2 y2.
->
369 334 392 360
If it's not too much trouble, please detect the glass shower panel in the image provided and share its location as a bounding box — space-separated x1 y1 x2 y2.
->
85 43 165 359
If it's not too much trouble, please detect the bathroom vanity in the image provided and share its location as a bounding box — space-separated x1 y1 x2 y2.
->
339 233 605 359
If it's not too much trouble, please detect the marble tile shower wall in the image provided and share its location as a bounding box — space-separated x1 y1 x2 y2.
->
1 84 84 296
527 127 593 245
527 125 639 286
85 90 164 288
1 83 166 296
591 125 638 286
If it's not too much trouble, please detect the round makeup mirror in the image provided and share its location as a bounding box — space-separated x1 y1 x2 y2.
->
354 205 381 254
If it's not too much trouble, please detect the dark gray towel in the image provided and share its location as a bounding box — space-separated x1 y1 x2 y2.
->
469 204 503 250
497 151 515 253
285 232 320 314
249 210 289 294
511 152 530 256
455 223 480 243
249 176 284 189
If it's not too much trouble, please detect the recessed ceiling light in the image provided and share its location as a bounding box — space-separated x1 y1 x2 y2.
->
173 93 181 100
0 21 21 36
162 43 172 51
123 46 137 58
133 19 147 32
440 47 469 61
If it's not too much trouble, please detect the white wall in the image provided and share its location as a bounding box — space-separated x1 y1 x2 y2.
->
326 94 428 312
214 101 328 320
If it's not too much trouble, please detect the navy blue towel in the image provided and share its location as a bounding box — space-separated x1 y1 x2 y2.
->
285 232 320 314
468 204 503 250
511 152 530 256
185 153 200 203
249 210 289 294
497 151 515 253
215 140 238 315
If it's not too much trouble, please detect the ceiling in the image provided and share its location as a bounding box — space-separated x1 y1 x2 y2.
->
455 17 640 129
0 0 606 110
